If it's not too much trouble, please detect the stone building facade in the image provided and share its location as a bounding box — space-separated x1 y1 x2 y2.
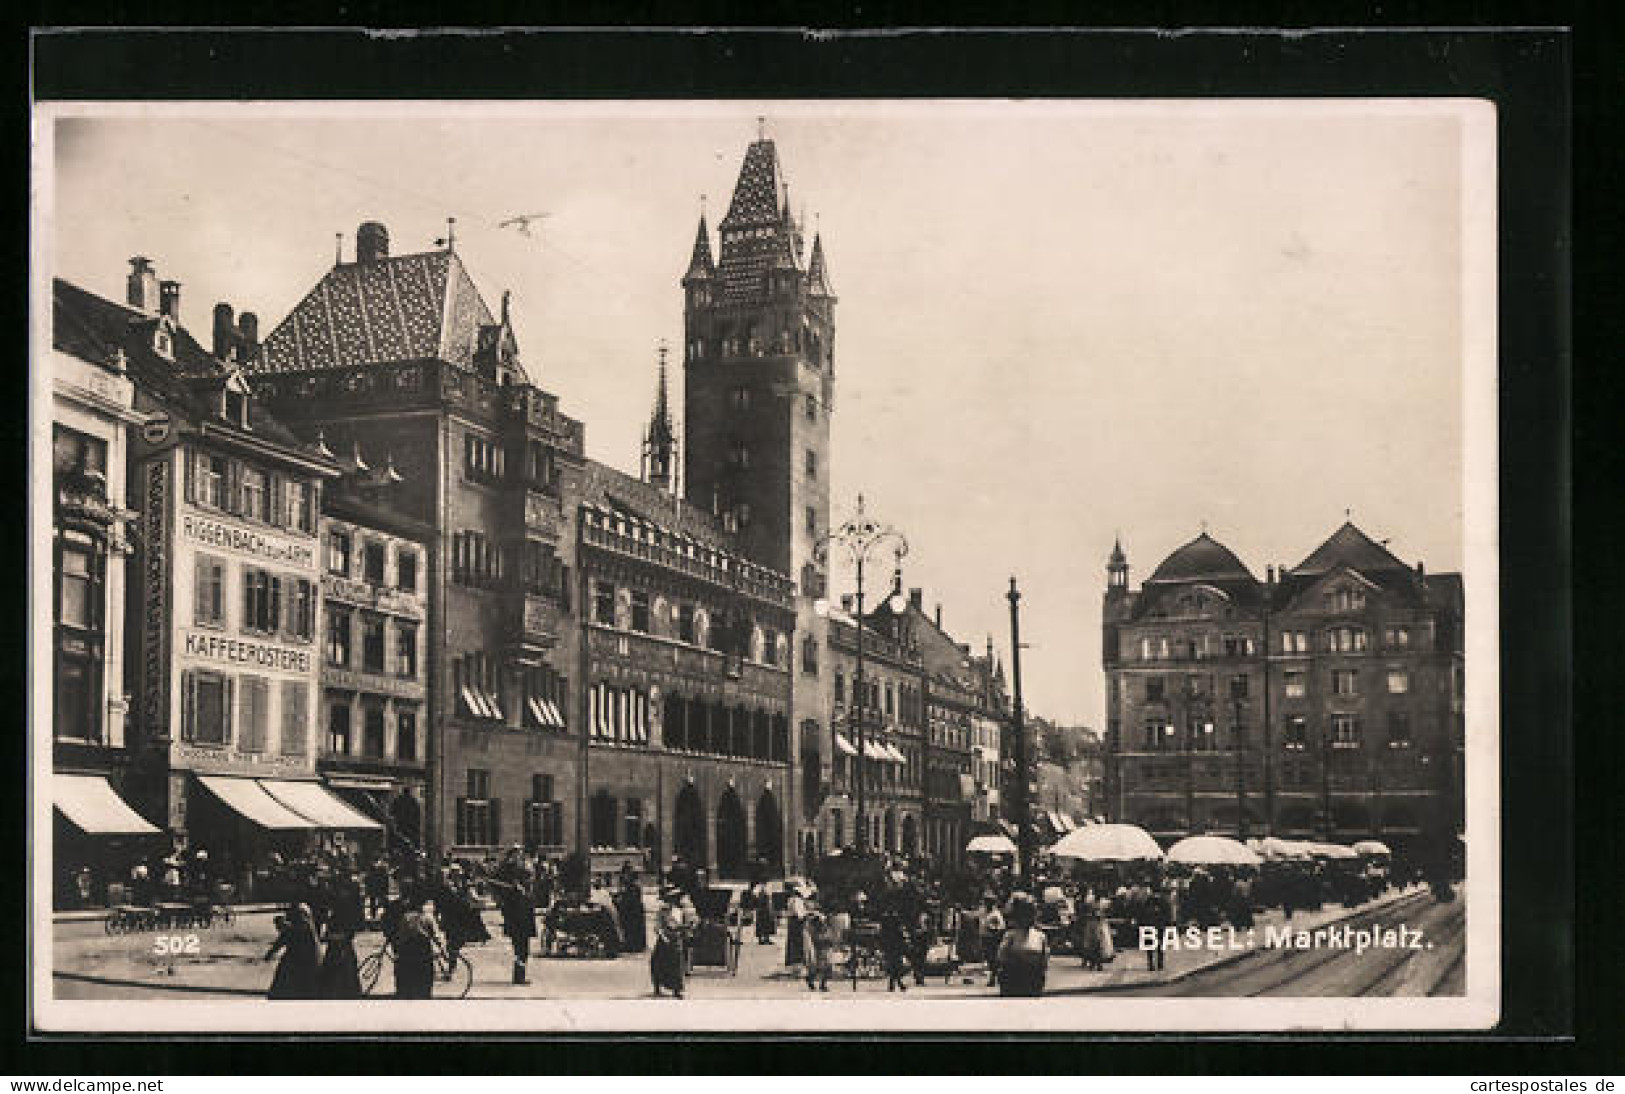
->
1102 525 1465 863
248 225 587 861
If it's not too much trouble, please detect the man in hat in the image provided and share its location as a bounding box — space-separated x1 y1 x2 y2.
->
489 845 538 985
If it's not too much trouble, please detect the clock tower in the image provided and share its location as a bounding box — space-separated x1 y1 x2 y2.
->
682 130 837 856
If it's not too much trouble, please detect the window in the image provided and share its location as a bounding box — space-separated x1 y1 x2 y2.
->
1230 674 1249 699
326 605 352 667
1187 716 1216 752
677 602 696 644
284 480 314 533
327 702 351 755
730 441 751 470
1284 670 1306 699
455 653 504 721
198 454 228 509
287 579 315 641
1386 710 1412 747
1142 718 1171 751
884 683 895 717
452 531 504 589
280 682 307 755
1281 630 1308 654
1284 715 1308 750
55 656 97 742
380 709 410 762
362 542 386 585
1332 669 1359 697
54 425 107 481
1145 677 1164 702
763 628 780 667
464 432 505 484
630 590 651 633
194 555 225 626
525 775 563 849
327 528 352 576
805 449 817 478
1186 673 1208 698
1387 669 1409 694
624 799 645 849
457 769 497 846
805 394 817 421
802 635 819 675
182 670 232 745
238 677 269 752
362 706 386 758
525 541 563 598
243 569 281 634
361 615 386 673
593 581 616 626
1385 626 1411 649
240 467 269 522
1331 713 1361 748
397 551 418 592
1327 626 1368 653
528 442 560 493
806 506 817 537
523 666 567 731
58 538 99 630
590 791 618 848
395 624 418 678
1328 587 1367 613
834 670 846 705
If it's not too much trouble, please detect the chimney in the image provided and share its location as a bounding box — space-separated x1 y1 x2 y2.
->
1266 564 1275 584
212 303 235 358
1416 560 1426 583
909 587 923 611
239 312 259 344
356 221 390 264
159 280 181 322
935 604 942 628
126 257 158 312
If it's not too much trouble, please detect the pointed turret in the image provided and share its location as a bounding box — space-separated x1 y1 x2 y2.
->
682 213 715 284
642 342 678 492
807 233 834 299
1107 535 1129 591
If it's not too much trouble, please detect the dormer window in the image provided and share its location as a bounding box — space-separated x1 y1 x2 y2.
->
153 327 174 360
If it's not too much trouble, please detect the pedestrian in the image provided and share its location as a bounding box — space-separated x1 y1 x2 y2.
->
490 846 538 985
651 886 687 998
802 908 832 992
909 907 933 986
879 908 909 992
265 903 320 1000
980 896 1006 988
1139 885 1171 972
73 865 95 909
616 869 648 955
316 918 362 1000
364 858 391 922
393 893 438 999
995 892 1050 997
435 866 490 976
784 884 808 969
1075 889 1113 971
752 883 776 945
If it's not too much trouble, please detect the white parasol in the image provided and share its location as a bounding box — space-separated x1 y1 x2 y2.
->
1049 822 1165 863
965 833 1018 855
1167 835 1263 867
1352 840 1392 856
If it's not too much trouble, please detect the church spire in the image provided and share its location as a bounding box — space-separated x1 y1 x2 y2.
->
807 232 834 298
642 341 678 493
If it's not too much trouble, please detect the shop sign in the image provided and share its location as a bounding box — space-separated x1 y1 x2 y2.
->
180 629 312 674
142 462 169 736
172 744 312 773
180 513 314 568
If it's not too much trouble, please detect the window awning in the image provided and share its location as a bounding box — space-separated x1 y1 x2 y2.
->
883 743 906 764
862 741 886 761
260 779 383 830
325 775 397 792
834 732 858 756
198 775 319 830
55 775 161 835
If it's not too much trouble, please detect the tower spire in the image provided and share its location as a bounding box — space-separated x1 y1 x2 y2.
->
807 232 834 298
683 206 715 284
643 340 678 493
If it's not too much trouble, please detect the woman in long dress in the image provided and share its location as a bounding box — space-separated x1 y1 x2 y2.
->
393 896 439 999
995 893 1050 997
265 903 320 1000
651 887 686 998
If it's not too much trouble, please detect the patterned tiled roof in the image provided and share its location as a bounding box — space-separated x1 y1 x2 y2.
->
683 215 715 282
256 250 496 374
806 233 833 298
716 138 802 306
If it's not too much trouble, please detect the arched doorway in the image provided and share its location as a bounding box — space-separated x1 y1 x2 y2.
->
755 790 784 876
901 814 918 858
715 787 747 879
883 809 896 852
674 783 706 869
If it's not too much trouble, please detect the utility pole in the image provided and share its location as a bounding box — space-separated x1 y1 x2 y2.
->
1007 577 1032 888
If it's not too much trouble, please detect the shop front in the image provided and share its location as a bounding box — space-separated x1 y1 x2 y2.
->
52 773 164 908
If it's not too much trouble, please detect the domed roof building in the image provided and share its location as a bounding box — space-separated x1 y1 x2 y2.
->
1145 531 1258 586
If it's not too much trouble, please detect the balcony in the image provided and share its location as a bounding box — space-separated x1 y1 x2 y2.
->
512 592 563 651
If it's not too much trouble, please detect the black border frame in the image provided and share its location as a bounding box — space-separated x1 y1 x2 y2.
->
16 22 1593 1074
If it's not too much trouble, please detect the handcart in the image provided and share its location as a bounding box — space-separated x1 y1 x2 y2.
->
543 900 621 958
688 885 743 975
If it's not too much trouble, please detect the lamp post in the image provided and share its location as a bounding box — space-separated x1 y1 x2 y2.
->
814 495 908 856
1007 577 1032 887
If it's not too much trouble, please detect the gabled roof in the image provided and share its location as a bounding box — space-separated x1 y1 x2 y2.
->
1290 521 1410 576
256 249 499 375
580 459 732 550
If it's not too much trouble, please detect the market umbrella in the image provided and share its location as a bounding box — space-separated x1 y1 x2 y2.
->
1167 835 1262 867
1308 842 1359 860
966 833 1017 855
1254 837 1313 861
1049 823 1165 863
1352 840 1392 856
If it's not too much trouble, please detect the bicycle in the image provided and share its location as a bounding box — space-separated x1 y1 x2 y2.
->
358 935 473 999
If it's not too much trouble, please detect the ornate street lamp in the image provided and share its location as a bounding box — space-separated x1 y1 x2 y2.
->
814 494 908 855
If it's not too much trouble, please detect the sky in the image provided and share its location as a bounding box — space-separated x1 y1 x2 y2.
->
45 101 1473 726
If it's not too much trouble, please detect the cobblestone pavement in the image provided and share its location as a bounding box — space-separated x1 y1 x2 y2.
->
52 885 1432 1001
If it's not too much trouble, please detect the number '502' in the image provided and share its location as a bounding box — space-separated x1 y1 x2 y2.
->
153 934 200 955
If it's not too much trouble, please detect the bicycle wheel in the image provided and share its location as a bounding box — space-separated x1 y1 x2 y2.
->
358 950 386 996
446 954 473 999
